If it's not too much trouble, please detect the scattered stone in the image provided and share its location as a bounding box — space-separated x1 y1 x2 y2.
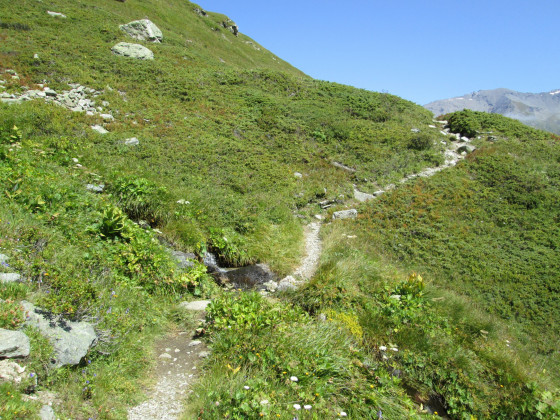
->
124 137 140 146
188 340 202 347
457 144 476 154
21 301 97 367
86 184 105 193
318 313 327 322
198 351 210 358
176 199 190 205
100 113 114 121
294 172 303 178
0 329 30 358
353 188 375 202
0 273 21 283
39 405 56 420
331 161 356 173
120 19 163 43
179 300 211 311
34 53 39 59
411 128 420 133
111 42 154 60
277 276 298 292
43 88 57 97
428 125 436 128
158 353 172 359
47 11 66 18
440 130 448 136
461 136 470 142
91 125 108 134
314 214 323 220
0 360 26 384
263 280 278 293
332 209 358 220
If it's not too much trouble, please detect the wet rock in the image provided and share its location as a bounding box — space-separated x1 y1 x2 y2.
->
222 264 276 289
171 250 196 269
0 329 30 358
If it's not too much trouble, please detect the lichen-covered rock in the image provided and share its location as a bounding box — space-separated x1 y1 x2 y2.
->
111 42 154 60
21 301 96 367
120 19 163 43
0 360 26 384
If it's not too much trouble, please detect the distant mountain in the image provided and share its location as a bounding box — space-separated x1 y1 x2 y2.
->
425 88 560 134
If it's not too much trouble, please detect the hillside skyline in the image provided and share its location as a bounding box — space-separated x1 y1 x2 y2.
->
197 0 560 106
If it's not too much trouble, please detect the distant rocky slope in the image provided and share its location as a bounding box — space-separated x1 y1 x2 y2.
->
425 88 560 134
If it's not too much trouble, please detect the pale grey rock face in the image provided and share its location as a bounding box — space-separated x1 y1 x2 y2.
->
39 405 56 420
0 273 21 283
91 125 108 134
353 188 374 202
111 42 154 60
332 209 358 220
0 360 26 384
120 19 163 43
179 300 211 311
0 329 30 358
21 301 96 367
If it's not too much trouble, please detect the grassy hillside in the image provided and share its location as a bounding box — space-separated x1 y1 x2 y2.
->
1 1 559 419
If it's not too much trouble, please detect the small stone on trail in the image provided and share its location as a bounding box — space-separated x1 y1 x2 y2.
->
158 353 172 359
188 340 202 347
198 351 210 358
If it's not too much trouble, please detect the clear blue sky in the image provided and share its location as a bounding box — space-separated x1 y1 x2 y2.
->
197 0 559 105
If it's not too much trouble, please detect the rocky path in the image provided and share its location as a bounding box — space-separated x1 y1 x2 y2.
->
293 222 322 281
127 304 210 420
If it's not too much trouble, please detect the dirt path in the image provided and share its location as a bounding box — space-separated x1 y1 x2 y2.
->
292 221 322 281
127 312 209 420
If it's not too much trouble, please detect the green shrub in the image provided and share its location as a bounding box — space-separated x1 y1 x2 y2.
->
407 133 433 151
0 299 25 329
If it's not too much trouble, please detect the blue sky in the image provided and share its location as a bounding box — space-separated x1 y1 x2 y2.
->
197 0 559 105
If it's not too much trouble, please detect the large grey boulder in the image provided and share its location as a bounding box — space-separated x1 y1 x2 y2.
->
111 42 154 60
332 209 358 220
120 19 163 43
0 329 30 358
21 301 96 367
221 264 276 289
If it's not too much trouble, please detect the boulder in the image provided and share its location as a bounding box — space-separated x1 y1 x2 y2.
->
457 144 476 154
353 188 374 202
179 300 211 311
120 19 163 43
111 42 154 60
91 125 108 134
0 360 26 384
21 301 96 367
0 329 30 358
0 273 21 283
86 184 104 193
332 209 358 220
124 137 140 146
222 264 276 289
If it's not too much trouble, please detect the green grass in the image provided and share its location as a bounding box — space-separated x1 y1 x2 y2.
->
1 1 559 419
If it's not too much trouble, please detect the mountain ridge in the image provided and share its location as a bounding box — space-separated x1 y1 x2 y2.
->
425 87 560 134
